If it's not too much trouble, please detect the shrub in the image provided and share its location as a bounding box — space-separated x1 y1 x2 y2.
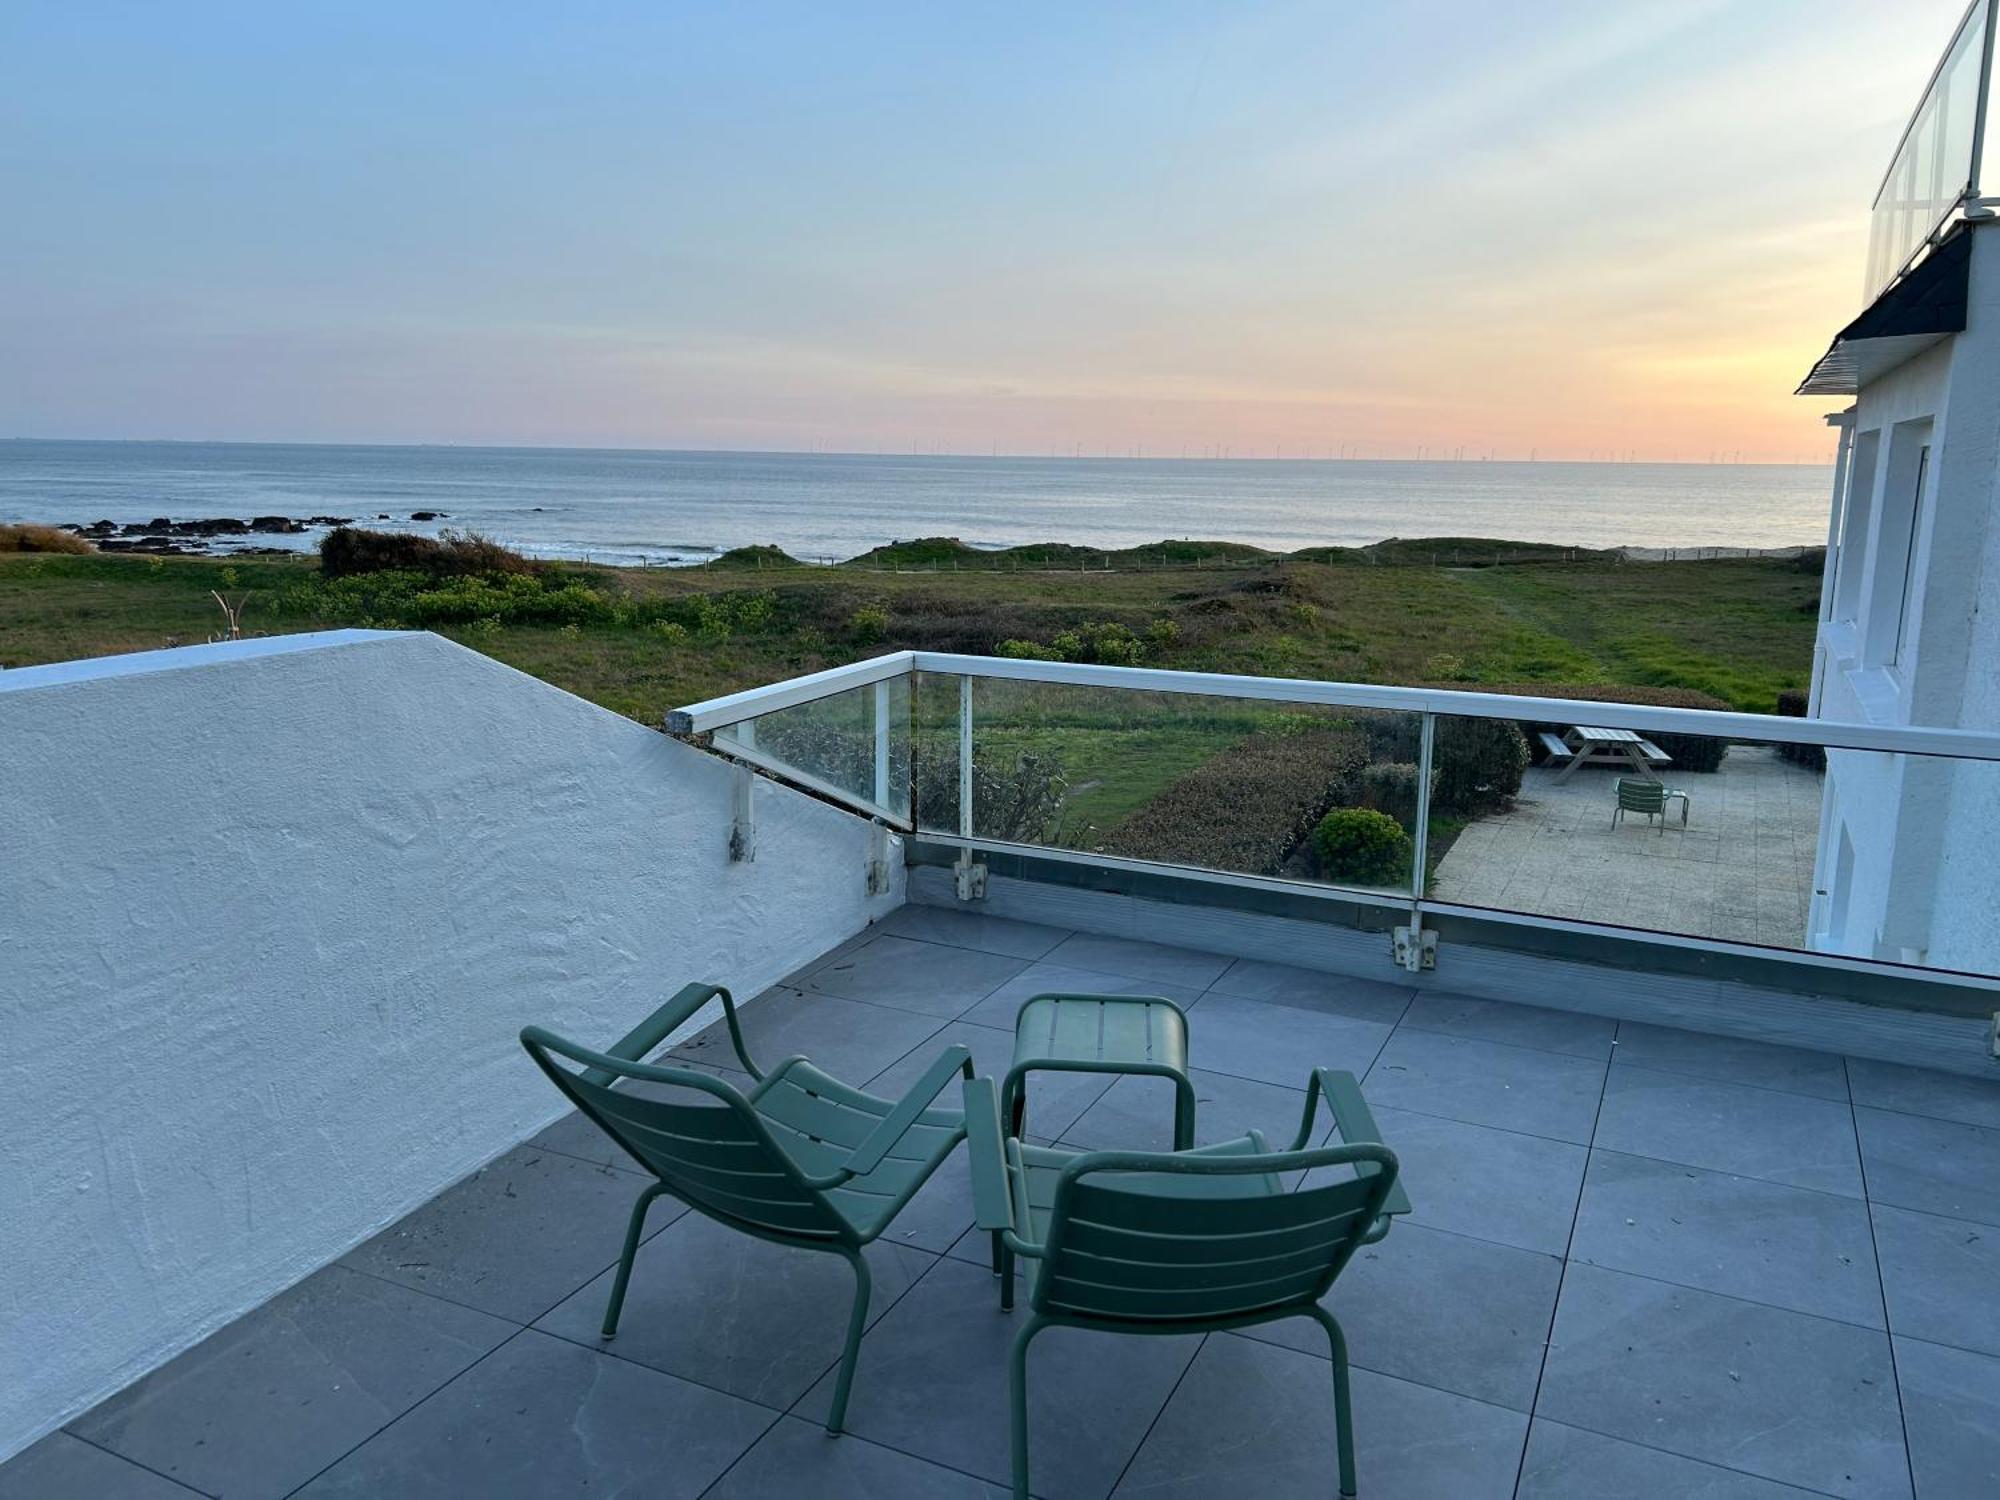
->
320 526 535 580
0 524 93 554
995 638 1043 659
1355 713 1528 813
1044 621 1147 665
1145 618 1181 650
1773 687 1826 771
849 602 891 643
651 620 690 646
1311 807 1412 886
1356 761 1427 829
1098 729 1365 875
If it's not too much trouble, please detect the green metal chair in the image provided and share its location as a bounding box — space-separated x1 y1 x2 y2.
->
1613 775 1689 833
520 982 973 1434
965 1068 1408 1499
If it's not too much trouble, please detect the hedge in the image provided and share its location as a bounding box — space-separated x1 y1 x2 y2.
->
1359 711 1529 813
1430 680 1736 774
1311 807 1412 885
1773 688 1826 772
1096 728 1365 875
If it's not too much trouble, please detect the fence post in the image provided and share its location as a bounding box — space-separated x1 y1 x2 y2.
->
1395 712 1438 972
954 673 984 899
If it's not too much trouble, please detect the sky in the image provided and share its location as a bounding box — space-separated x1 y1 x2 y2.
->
0 1 1974 461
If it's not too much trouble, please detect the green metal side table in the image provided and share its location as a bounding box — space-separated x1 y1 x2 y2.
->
1001 992 1195 1150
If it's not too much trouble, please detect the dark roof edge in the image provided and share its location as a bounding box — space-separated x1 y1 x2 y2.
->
1796 222 1976 395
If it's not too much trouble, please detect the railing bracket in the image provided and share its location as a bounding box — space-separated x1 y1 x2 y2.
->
866 824 895 896
1393 924 1437 973
954 850 987 902
729 764 756 863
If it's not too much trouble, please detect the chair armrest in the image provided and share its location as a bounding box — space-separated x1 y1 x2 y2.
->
1298 1067 1412 1217
583 981 762 1086
963 1075 1015 1233
843 1044 974 1178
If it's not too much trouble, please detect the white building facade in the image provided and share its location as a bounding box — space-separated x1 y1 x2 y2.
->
1805 220 2000 972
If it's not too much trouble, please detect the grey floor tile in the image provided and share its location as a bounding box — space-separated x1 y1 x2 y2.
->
1332 1104 1587 1255
705 1415 1010 1498
1175 990 1393 1090
535 1211 934 1409
957 962 1205 1032
1363 1030 1606 1144
1042 932 1233 990
799 935 1029 1018
1893 1335 2000 1499
867 1018 1115 1144
779 927 875 988
1518 1419 1824 1497
673 986 946 1084
1846 1057 2000 1130
1872 1203 2000 1357
1206 959 1415 1025
1537 1263 1908 1498
877 903 1071 960
1113 1333 1527 1499
296 1329 773 1498
793 1257 1197 1499
1059 1067 1315 1158
1612 1022 1849 1101
1855 1106 2000 1227
339 1145 685 1323
0 1433 202 1500
1571 1150 1883 1327
1400 990 1616 1060
1237 1222 1562 1412
69 1265 513 1499
1595 1067 1862 1198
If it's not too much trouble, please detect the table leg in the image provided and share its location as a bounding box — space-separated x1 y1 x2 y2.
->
1551 741 1591 783
1173 1075 1197 1152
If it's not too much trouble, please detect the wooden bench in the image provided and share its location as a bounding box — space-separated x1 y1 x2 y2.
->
1538 731 1574 761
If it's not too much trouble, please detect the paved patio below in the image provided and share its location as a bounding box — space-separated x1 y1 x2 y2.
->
1433 746 1823 947
7 903 1998 1498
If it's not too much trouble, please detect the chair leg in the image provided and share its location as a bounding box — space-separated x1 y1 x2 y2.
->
1008 1315 1045 1500
823 1247 873 1436
1311 1307 1358 1498
990 1228 1003 1276
999 1242 1015 1311
600 1183 668 1338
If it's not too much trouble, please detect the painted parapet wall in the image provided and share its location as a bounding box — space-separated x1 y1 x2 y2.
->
0 630 900 1460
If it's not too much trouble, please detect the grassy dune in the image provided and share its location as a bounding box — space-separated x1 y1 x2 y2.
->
0 542 1818 730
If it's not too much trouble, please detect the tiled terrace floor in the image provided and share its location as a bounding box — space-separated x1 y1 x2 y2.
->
9 903 2000 1498
1434 746 1822 947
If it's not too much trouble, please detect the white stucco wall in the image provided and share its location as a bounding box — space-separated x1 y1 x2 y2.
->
1813 226 2000 968
0 630 901 1459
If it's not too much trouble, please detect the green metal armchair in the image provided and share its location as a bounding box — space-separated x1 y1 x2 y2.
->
1613 775 1690 832
965 1067 1408 1499
520 982 973 1434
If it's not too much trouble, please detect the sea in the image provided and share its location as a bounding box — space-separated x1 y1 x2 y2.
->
0 440 1833 566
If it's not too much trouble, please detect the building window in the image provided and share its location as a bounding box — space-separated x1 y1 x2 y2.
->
1831 429 1880 624
1894 444 1929 668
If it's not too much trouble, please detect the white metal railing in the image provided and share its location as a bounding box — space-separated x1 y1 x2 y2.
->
1865 0 1998 303
670 651 2000 981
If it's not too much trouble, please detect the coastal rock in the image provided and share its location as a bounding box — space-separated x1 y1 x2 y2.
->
410 510 446 521
249 515 306 533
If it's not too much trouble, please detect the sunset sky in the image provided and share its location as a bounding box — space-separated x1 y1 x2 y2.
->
0 1 1972 460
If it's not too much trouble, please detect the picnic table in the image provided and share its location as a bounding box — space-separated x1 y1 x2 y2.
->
1547 724 1671 783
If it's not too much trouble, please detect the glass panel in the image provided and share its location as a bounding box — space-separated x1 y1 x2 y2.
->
713 675 910 820
1865 0 1987 301
1424 715 1833 950
927 672 1421 897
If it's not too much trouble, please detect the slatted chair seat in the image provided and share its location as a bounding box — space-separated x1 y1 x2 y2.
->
521 982 973 1434
966 1068 1409 1500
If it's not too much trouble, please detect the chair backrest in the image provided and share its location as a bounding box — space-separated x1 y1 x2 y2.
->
520 1026 850 1243
1617 777 1665 811
1034 1141 1398 1327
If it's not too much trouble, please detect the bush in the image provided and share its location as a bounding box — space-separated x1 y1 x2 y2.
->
1440 680 1736 774
995 639 1043 659
320 526 535 579
1356 762 1427 829
0 524 93 554
1356 713 1528 814
848 602 891 643
1773 687 1826 771
1098 729 1366 875
1311 807 1412 886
